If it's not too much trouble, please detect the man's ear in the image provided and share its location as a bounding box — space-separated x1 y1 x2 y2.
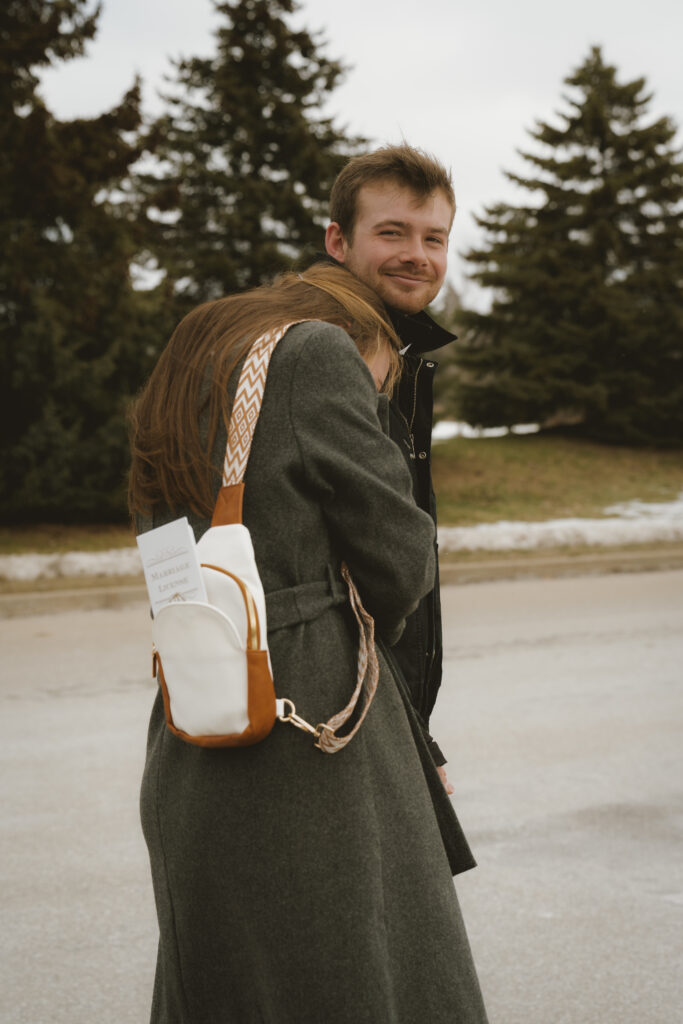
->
325 222 347 263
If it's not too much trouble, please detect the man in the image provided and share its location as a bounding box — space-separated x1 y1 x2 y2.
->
323 143 457 789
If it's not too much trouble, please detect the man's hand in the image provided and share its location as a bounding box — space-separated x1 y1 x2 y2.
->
437 764 454 795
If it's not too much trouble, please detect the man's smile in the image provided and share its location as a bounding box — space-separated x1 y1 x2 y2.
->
385 272 431 284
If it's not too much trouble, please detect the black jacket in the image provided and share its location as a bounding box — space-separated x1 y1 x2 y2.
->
386 307 456 765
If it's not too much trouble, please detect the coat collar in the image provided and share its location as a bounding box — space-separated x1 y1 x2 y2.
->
308 253 456 356
387 307 456 356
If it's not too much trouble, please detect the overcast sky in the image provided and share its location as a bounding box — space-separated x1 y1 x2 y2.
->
38 0 683 305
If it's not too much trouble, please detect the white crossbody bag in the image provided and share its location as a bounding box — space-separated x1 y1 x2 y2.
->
145 322 379 753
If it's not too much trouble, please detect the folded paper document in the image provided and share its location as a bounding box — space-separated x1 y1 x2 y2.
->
137 517 208 616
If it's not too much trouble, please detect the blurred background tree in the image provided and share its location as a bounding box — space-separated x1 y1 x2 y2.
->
136 0 363 327
452 46 683 446
0 0 159 522
1 0 359 523
424 282 463 423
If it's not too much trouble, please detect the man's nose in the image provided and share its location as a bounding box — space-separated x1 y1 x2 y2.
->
398 236 428 265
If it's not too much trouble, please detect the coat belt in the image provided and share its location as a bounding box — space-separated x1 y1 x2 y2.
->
265 565 347 631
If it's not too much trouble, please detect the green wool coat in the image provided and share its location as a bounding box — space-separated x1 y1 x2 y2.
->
137 322 488 1023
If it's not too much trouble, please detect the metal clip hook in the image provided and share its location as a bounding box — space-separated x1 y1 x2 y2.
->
276 698 321 738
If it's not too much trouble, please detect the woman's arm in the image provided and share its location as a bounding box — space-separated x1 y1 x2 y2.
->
288 323 435 642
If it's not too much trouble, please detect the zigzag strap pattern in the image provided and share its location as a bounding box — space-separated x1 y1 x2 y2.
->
222 321 306 487
315 562 380 753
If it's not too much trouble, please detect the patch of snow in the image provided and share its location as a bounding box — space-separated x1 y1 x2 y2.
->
438 516 683 553
439 492 683 552
432 421 539 441
603 494 683 520
0 548 143 583
1 493 682 581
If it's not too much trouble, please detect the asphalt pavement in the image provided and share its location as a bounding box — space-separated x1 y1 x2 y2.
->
1 569 681 1023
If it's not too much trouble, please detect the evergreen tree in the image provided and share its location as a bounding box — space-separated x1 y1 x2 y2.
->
138 0 362 320
455 47 683 445
0 0 157 522
424 282 463 423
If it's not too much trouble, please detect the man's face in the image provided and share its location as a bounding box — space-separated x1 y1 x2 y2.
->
325 181 453 314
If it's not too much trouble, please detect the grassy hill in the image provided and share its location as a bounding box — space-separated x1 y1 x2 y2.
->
432 434 682 526
0 435 681 553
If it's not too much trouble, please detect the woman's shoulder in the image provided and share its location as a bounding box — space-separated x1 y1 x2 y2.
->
276 320 370 386
280 319 357 357
254 320 378 420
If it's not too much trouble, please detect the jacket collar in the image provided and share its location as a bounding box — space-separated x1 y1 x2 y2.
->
308 253 456 356
387 306 455 356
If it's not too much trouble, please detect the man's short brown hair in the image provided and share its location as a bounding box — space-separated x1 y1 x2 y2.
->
329 143 455 240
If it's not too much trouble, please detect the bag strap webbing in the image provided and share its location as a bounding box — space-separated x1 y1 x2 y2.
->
222 322 306 490
212 322 306 529
314 563 380 753
215 320 379 755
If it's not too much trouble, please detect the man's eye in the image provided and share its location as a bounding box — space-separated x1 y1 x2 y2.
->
427 236 445 245
380 230 400 236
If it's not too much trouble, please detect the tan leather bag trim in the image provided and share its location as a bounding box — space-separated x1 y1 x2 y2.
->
212 482 245 527
155 649 276 748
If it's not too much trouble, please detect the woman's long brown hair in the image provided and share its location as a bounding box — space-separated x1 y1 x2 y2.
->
128 263 401 518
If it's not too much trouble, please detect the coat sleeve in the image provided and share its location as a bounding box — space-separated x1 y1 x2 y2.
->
288 323 436 642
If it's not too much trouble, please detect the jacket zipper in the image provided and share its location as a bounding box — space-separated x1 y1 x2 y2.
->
398 359 422 459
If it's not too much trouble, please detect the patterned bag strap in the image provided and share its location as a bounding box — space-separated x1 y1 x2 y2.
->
315 563 380 752
275 564 380 753
222 322 305 487
212 322 306 528
219 322 380 755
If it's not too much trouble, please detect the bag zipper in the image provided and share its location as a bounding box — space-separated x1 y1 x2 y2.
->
200 562 261 650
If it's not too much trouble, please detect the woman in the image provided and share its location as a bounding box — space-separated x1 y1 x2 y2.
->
129 263 488 1023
